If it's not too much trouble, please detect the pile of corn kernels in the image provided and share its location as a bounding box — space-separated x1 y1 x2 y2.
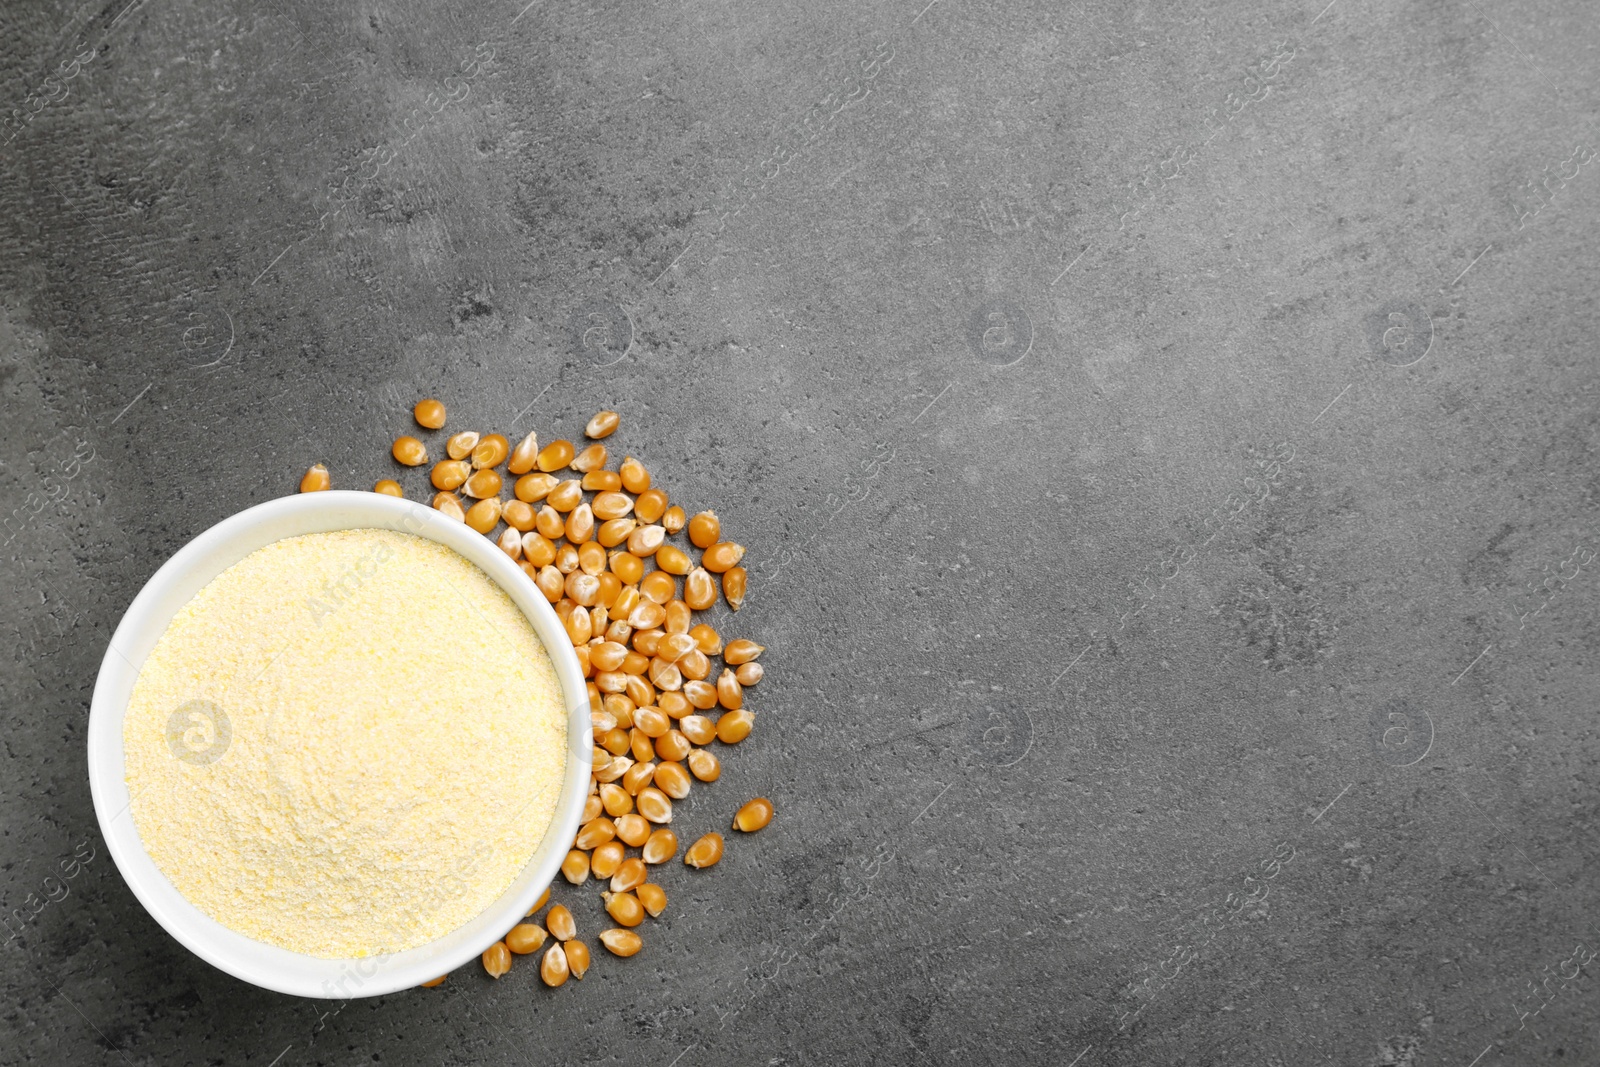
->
299 402 773 987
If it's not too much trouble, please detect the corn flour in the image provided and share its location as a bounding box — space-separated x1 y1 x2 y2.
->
124 529 567 959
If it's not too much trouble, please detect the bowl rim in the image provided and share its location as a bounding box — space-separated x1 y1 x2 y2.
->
86 491 592 998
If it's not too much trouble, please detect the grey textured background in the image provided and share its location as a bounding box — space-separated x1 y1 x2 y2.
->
3 0 1599 1063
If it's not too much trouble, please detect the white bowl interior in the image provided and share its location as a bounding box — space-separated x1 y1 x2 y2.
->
86 491 592 998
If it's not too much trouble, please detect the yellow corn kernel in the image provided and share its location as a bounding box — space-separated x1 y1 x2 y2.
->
654 729 691 762
583 469 622 491
546 904 577 941
639 571 676 605
503 499 536 531
603 890 645 927
661 505 686 534
572 442 607 473
537 439 575 472
482 940 511 978
374 479 404 497
689 623 723 656
641 827 678 865
536 505 566 539
627 524 665 557
585 410 619 438
561 849 590 885
722 566 747 610
413 398 446 430
463 468 502 499
547 478 583 512
506 923 547 954
472 433 509 469
590 840 625 880
598 517 637 548
684 567 716 610
716 710 754 744
679 714 715 746
591 491 634 520
432 491 466 523
684 832 724 869
688 510 720 549
633 488 668 523
636 882 667 918
655 544 692 575
430 459 470 491
610 856 647 893
619 456 650 493
636 787 673 824
614 813 650 847
682 679 718 710
540 942 570 987
565 938 591 980
622 760 656 796
724 640 765 665
734 797 774 832
702 541 745 573
391 436 428 466
515 472 558 503
507 430 539 474
300 463 331 492
687 747 721 782
599 928 643 957
653 760 691 800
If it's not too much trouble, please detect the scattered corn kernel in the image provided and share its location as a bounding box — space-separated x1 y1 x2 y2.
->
446 431 480 460
688 510 720 549
482 940 512 978
391 436 428 466
636 787 673 824
585 410 619 438
662 505 686 534
684 567 716 610
684 833 724 869
734 797 774 832
603 890 645 927
591 840 625 880
572 443 607 472
463 468 502 499
507 430 540 474
413 398 446 429
687 747 721 782
300 464 330 493
654 760 691 799
537 439 575 472
541 942 570 987
431 459 470 491
636 883 667 917
634 488 668 524
432 492 466 523
561 849 591 885
374 479 403 497
723 566 747 610
703 541 745 573
506 923 548 955
565 938 591 979
464 497 502 534
599 928 642 956
546 904 577 941
716 710 754 744
641 827 678 864
472 433 509 469
724 640 765 665
614 813 651 847
736 661 764 686
619 456 650 493
610 856 647 892
515 472 558 502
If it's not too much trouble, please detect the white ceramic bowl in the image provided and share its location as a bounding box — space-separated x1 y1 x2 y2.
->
86 491 592 998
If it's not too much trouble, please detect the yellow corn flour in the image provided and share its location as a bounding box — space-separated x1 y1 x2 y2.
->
123 529 567 959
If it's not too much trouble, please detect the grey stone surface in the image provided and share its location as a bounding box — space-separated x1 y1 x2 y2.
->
3 0 1599 1063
